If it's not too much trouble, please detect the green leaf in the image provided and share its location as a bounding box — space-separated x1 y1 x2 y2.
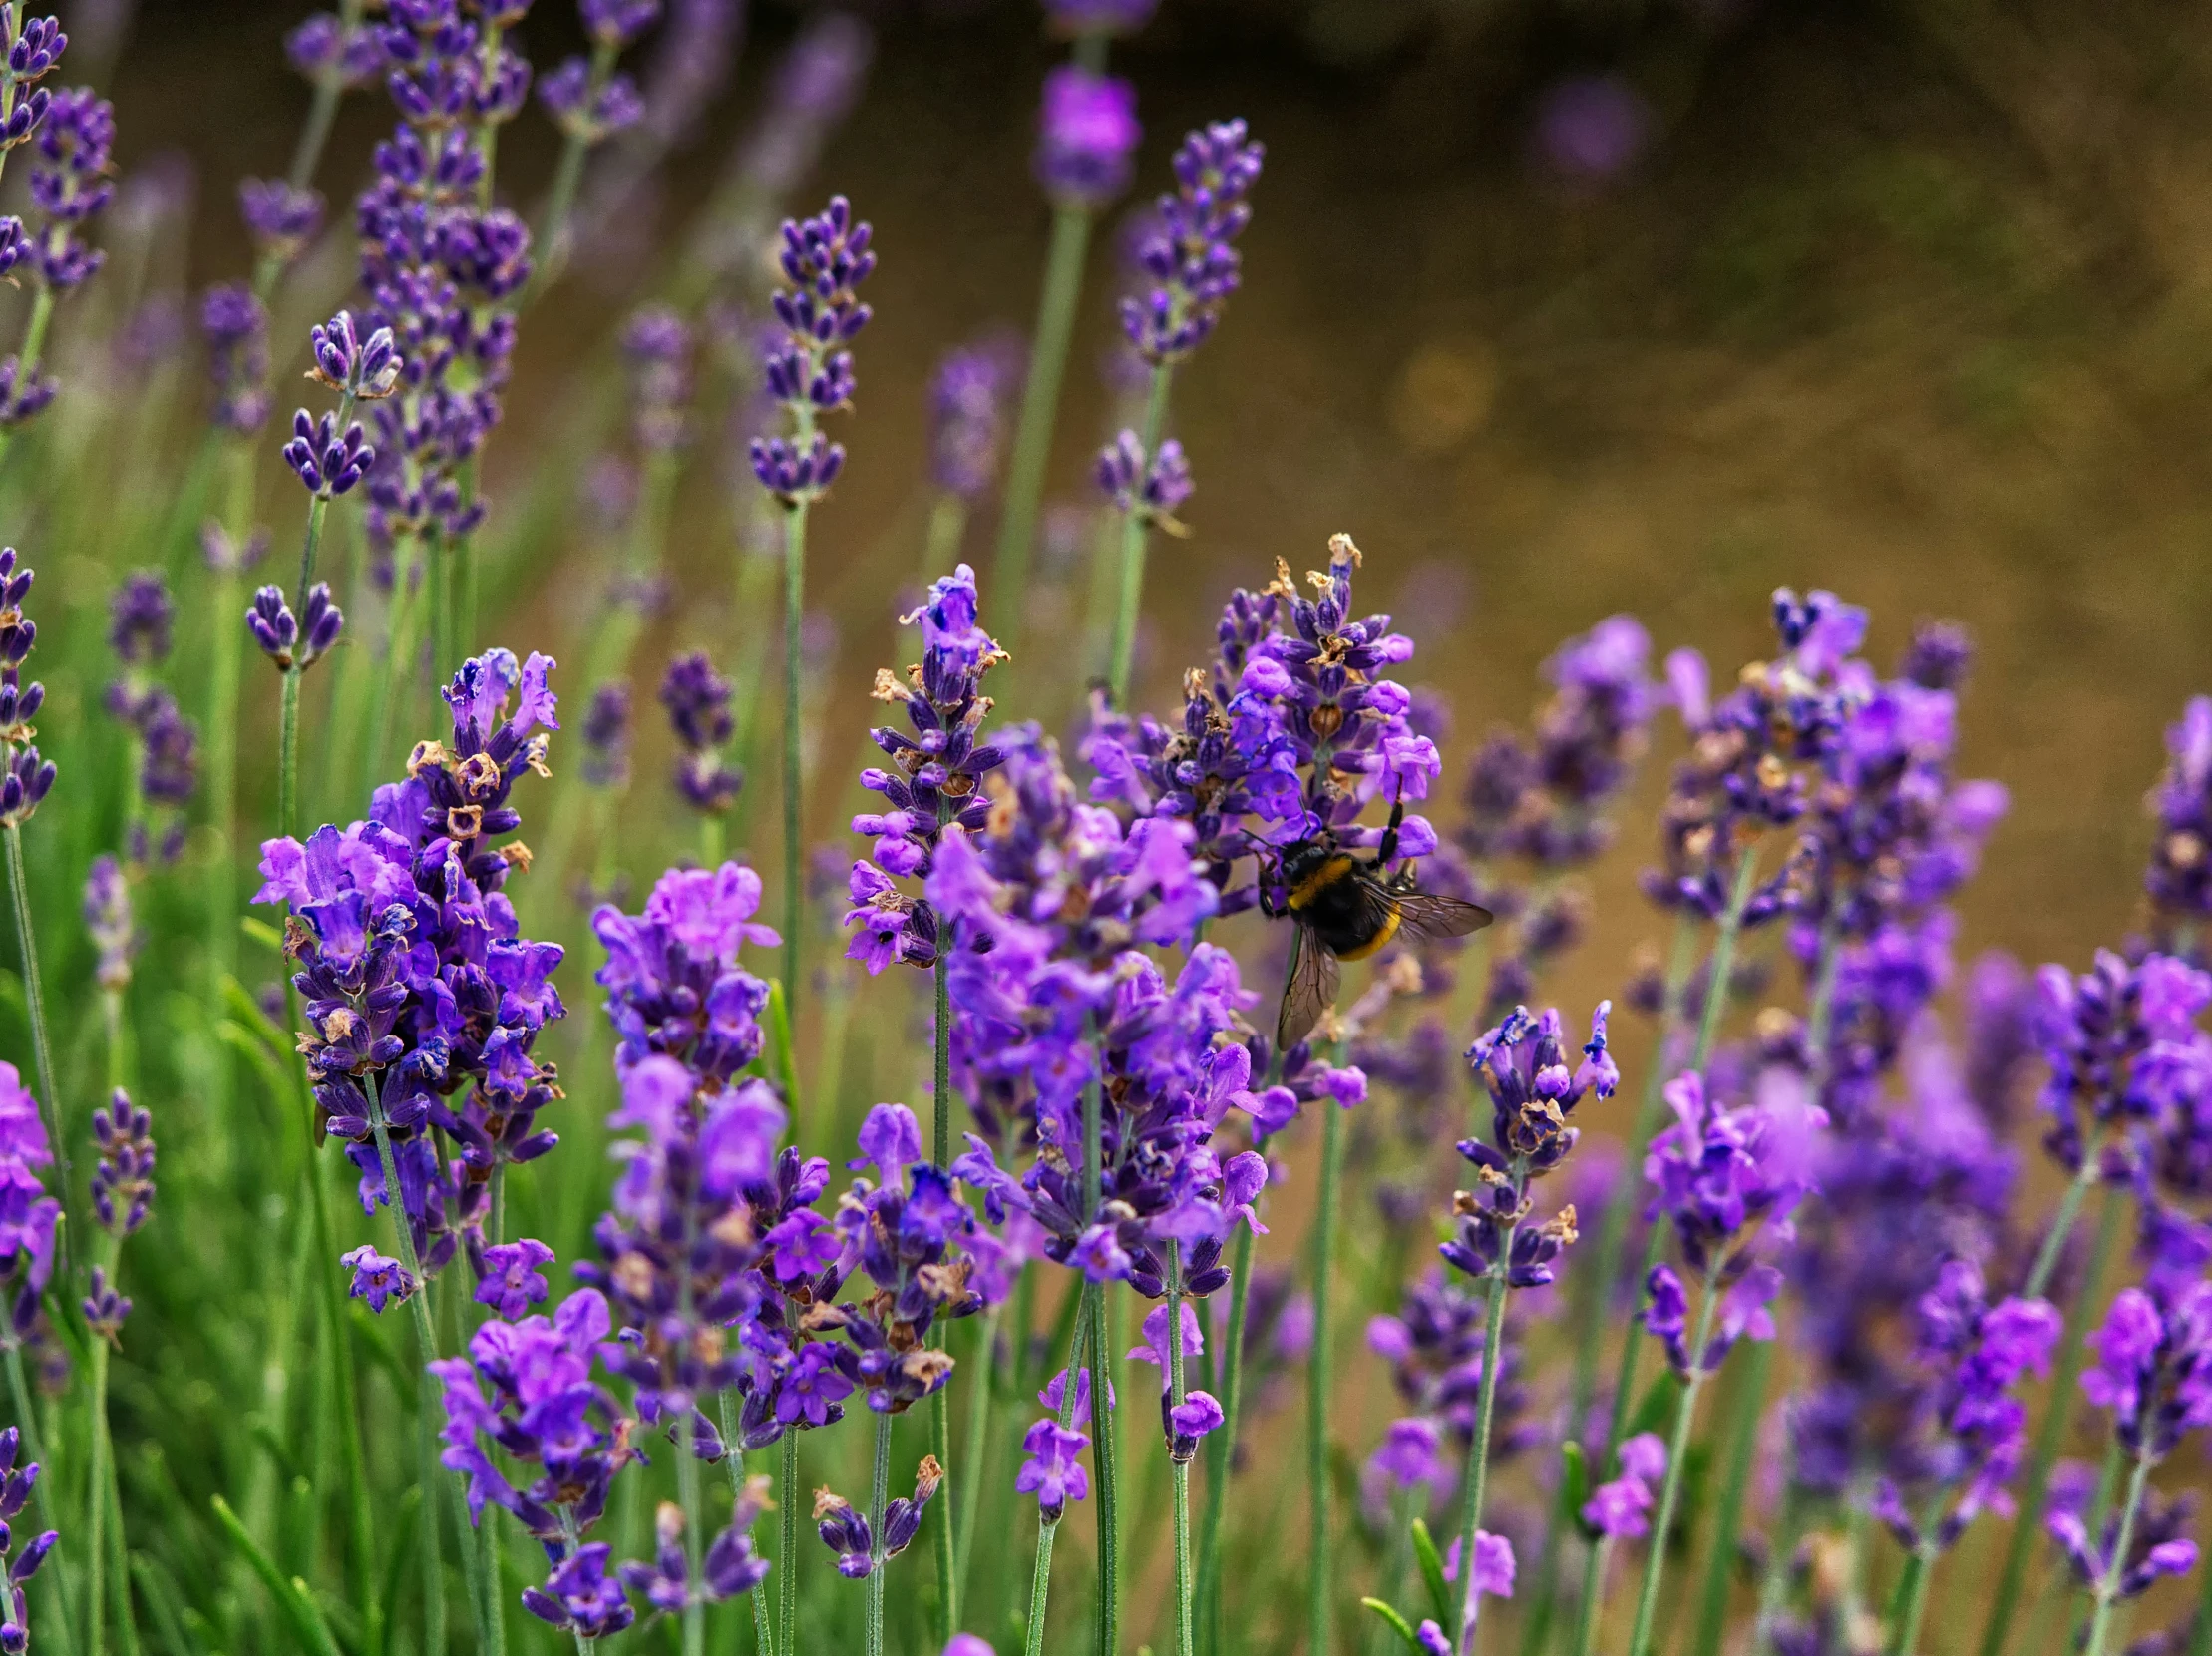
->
376 1485 423 1635
1360 1598 1423 1652
239 916 285 954
1628 1368 1684 1444
129 1551 207 1656
208 1495 343 1656
766 978 801 1113
348 1302 406 1389
217 1022 291 1115
1410 1517 1452 1629
1559 1439 1592 1533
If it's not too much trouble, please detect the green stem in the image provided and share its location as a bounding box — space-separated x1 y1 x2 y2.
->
1889 1542 1938 1656
778 1425 799 1656
366 532 431 795
418 1351 449 1656
85 1236 119 1656
1196 1221 1254 1656
781 481 814 1033
864 1411 892 1656
1106 365 1174 705
1088 1267 1120 1656
989 201 1095 646
1624 1271 1725 1656
1747 1487 1801 1655
287 0 366 192
0 286 53 474
2 824 70 1278
952 1303 1001 1622
1168 1251 1196 1656
1449 1227 1521 1656
1688 1338 1773 1656
528 39 619 301
4 1343 72 1653
1309 1096 1344 1656
729 1431 775 1656
930 945 958 1640
1570 1535 1615 1656
2026 1155 2097 1302
367 1076 489 1655
1977 1186 2126 1656
2081 1447 2156 1656
278 667 302 838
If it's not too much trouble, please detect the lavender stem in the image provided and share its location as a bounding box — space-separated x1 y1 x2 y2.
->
1449 1185 1524 1656
988 199 1095 645
1168 1251 1196 1656
1570 1535 1614 1656
1888 1537 1939 1656
729 1433 775 1656
864 1410 893 1656
2080 1446 2155 1656
1082 1035 1120 1655
84 1230 121 1656
1196 1220 1255 1656
285 0 366 193
528 38 620 300
1106 363 1173 704
1977 1185 2125 1656
1308 1089 1345 1656
1623 1267 1726 1656
953 1301 1002 1621
931 945 958 1640
778 1430 799 1656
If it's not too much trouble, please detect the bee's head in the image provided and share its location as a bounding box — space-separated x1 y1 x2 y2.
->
1279 836 1331 887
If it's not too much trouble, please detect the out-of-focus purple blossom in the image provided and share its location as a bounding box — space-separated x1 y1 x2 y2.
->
1095 430 1192 527
201 522 270 578
1582 1432 1666 1538
1365 1269 1536 1493
927 336 1020 501
1120 119 1264 366
2146 694 2212 958
1534 75 1651 184
201 282 271 434
2045 1464 2199 1602
2036 949 2212 1185
238 178 323 271
616 1483 774 1618
87 1087 154 1238
659 651 741 815
1900 619 1974 692
1034 66 1140 209
579 681 632 790
1042 0 1161 35
727 13 873 207
1441 1529 1516 1600
622 304 692 455
108 572 172 667
84 853 134 993
21 85 112 292
286 11 383 90
0 548 53 829
2079 1280 2212 1459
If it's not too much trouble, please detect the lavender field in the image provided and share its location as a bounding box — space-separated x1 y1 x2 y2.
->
0 2 2208 1655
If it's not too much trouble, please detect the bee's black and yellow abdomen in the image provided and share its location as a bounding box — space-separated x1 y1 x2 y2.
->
1289 853 1399 958
1333 907 1400 961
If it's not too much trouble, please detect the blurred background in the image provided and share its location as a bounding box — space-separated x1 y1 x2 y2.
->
15 0 2212 1650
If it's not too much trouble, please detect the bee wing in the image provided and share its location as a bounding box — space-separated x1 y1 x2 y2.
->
1391 891 1494 943
1277 923 1341 1051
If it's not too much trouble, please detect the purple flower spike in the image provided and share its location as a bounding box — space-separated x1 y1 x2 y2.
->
616 1479 773 1615
238 179 324 269
307 310 400 400
1016 1415 1091 1523
0 547 55 829
522 1542 635 1638
583 0 663 45
1034 66 1140 208
2080 1281 2212 1459
659 651 741 815
246 583 344 674
750 194 875 506
107 573 173 667
1119 118 1265 366
927 337 1020 501
282 409 375 497
87 1088 154 1237
1583 1432 1666 1538
1095 430 1193 527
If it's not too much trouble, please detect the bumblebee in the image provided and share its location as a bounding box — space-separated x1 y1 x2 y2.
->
1259 795 1492 1048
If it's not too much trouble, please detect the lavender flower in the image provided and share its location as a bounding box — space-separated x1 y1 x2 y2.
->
2037 950 2211 1185
750 195 875 506
0 547 52 828
0 1427 56 1651
579 681 632 790
844 564 1006 975
0 1062 59 1337
286 11 382 91
616 1485 773 1617
659 651 740 815
341 1244 417 1313
814 1457 940 1578
1120 119 1264 366
238 178 324 272
2045 1468 2199 1603
526 1541 634 1639
1582 1433 1667 1538
87 1087 153 1237
1034 66 1140 209
2146 694 2212 957
254 649 564 1278
2079 1280 2212 1459
246 582 344 673
621 307 691 456
1094 430 1192 527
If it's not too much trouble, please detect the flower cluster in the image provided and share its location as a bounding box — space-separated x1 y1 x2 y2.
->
0 547 54 828
84 853 134 993
815 1457 941 1579
246 580 346 675
1120 118 1265 365
1867 1260 2060 1555
2078 1279 2212 1460
584 860 784 1449
1582 1432 1667 1539
2036 950 2211 1187
845 564 1006 975
1443 1004 1616 1291
0 1062 58 1338
1644 589 1874 927
1034 66 1141 209
1641 1068 1821 1376
352 5 536 555
430 1282 647 1628
618 1483 774 1619
1094 429 1192 530
254 649 564 1281
1364 1271 1536 1511
1128 1299 1225 1461
579 682 632 792
87 1087 154 1239
750 195 875 505
2044 1465 2198 1604
1084 536 1436 919
104 572 197 864
238 177 324 274
200 283 271 436
658 651 740 816
281 310 395 498
3 78 111 428
540 0 656 155
2145 695 2212 959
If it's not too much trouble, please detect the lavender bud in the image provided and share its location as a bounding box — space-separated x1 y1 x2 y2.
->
107 572 173 666
88 1089 154 1237
1034 66 1140 208
283 409 376 496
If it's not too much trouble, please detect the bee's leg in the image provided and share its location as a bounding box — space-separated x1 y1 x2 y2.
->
1258 881 1284 919
1375 792 1405 866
